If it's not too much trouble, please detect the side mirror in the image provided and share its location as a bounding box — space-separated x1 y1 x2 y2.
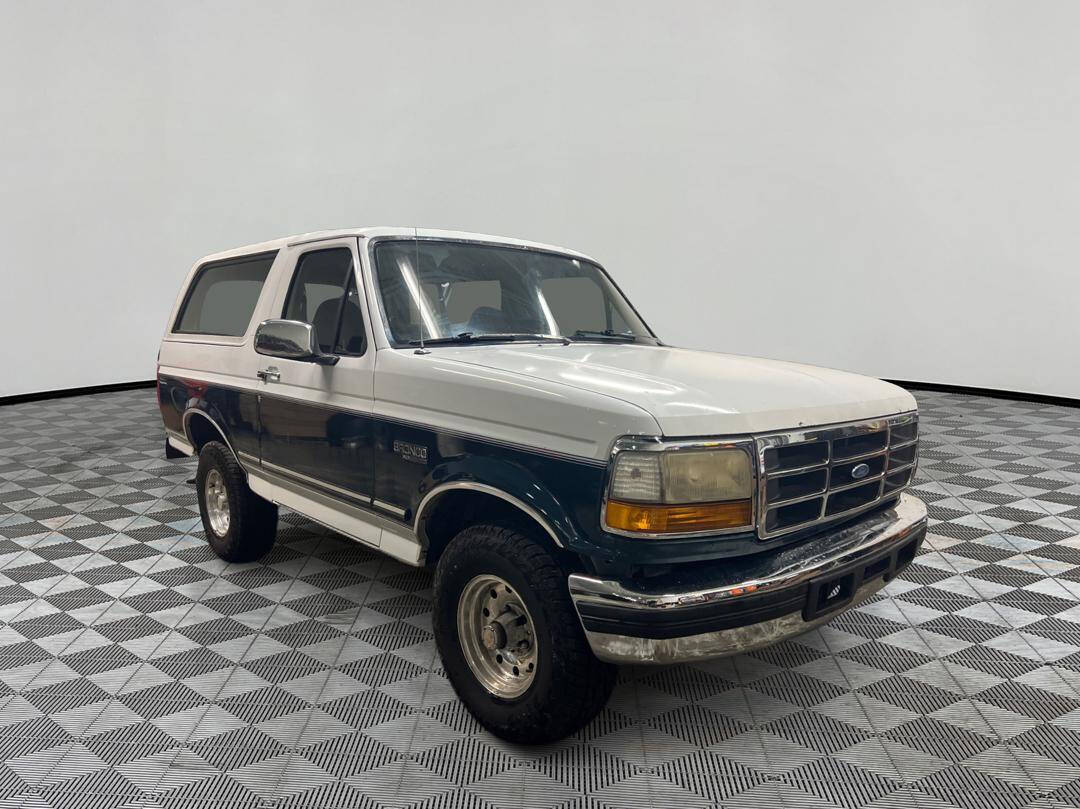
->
254 319 339 365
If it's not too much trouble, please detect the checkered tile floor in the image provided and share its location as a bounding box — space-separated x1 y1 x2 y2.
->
1 389 1080 808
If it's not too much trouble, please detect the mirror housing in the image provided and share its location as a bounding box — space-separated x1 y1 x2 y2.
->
254 319 339 365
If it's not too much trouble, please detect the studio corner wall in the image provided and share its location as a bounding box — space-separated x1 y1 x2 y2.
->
1 0 1078 400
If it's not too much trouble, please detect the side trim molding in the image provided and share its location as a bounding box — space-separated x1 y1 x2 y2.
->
373 499 407 519
248 465 423 566
261 459 373 505
414 482 565 548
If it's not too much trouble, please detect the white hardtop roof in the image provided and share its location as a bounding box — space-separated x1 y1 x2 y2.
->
198 227 600 265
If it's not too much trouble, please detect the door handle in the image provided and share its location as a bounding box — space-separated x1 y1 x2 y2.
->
256 367 280 383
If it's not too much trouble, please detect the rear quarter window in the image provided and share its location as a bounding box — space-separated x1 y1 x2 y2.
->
173 251 277 336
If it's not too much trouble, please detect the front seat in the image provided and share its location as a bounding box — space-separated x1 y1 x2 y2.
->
312 298 343 353
312 296 366 354
336 298 366 353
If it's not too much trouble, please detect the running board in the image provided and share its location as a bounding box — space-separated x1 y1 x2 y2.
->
245 464 423 567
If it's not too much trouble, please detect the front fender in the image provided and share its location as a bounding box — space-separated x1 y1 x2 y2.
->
414 455 586 550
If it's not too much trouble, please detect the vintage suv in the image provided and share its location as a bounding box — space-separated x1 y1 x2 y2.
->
158 227 927 742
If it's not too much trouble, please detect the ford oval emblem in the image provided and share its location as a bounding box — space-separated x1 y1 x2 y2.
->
851 463 871 480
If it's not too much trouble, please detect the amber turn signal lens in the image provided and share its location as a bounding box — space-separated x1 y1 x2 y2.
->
605 499 752 534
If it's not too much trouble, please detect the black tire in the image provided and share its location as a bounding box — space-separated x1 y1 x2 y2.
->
195 441 278 562
433 523 616 743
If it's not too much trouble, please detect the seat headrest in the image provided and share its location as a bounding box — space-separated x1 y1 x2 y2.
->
312 297 341 353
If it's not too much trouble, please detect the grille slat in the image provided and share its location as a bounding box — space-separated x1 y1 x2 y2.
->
832 431 888 459
766 468 828 502
756 413 918 539
763 441 829 473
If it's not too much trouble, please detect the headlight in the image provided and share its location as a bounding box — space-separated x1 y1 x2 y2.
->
605 446 754 535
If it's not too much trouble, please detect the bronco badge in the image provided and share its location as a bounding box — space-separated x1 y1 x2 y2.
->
393 439 429 464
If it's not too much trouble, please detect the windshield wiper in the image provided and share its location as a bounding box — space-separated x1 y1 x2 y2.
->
408 332 570 346
571 329 640 342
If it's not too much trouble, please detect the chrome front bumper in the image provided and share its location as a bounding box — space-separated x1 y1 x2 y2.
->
568 493 928 665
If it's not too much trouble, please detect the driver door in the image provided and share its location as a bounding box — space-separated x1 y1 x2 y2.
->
256 237 377 527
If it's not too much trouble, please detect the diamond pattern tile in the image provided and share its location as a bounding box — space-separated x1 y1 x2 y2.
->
0 387 1079 807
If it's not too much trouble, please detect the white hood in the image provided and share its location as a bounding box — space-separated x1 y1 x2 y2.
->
435 343 916 436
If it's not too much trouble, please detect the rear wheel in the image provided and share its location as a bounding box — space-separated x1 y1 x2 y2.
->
195 441 278 562
433 523 616 743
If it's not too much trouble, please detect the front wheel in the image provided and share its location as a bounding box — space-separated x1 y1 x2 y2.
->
433 524 616 743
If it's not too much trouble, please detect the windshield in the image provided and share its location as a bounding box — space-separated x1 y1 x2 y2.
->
372 240 656 346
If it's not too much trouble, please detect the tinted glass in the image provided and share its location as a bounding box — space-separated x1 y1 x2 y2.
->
541 276 632 334
335 275 366 355
174 253 275 336
373 240 652 345
282 248 365 355
444 280 501 323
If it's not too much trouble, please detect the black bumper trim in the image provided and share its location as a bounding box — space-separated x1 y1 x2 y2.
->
578 526 925 640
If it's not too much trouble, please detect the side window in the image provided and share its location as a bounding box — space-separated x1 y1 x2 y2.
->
282 248 366 355
174 252 276 336
336 276 366 354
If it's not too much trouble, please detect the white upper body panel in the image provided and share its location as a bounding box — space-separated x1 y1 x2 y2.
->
372 347 660 462
389 343 916 440
162 227 916 463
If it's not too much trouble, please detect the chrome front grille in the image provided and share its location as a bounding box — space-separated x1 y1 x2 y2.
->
755 412 918 539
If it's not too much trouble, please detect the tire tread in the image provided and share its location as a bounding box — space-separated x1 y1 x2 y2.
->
196 441 277 562
433 523 615 743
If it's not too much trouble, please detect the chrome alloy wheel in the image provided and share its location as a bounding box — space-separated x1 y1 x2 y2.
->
204 468 230 537
457 574 538 698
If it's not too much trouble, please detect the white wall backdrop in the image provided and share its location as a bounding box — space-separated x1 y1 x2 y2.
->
2 0 1077 399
